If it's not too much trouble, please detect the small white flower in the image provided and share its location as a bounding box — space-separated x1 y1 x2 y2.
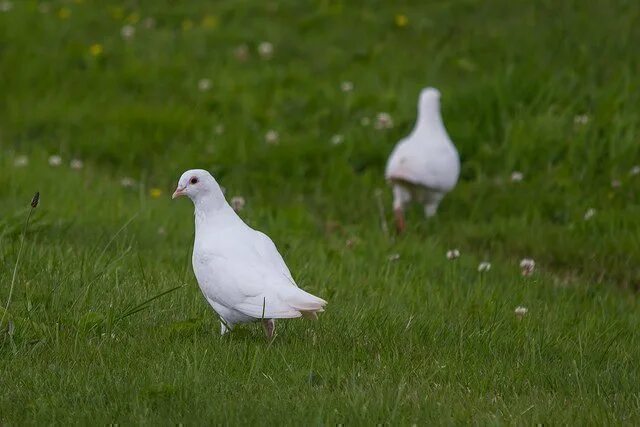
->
630 165 640 176
584 208 596 220
360 117 370 127
510 171 524 182
234 44 250 61
374 112 394 130
198 78 212 92
519 258 535 276
340 81 354 93
214 124 225 135
257 41 274 59
48 155 62 167
514 306 528 319
477 261 491 272
265 130 279 145
142 17 156 29
120 177 136 188
446 249 460 260
13 155 28 167
574 114 589 125
230 196 246 212
611 179 621 189
121 24 135 40
388 253 400 262
70 159 84 170
0 1 13 12
330 134 344 145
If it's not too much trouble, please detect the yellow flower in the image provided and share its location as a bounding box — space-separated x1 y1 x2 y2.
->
150 188 162 198
126 12 140 24
395 14 408 27
181 19 193 31
201 15 218 29
58 7 71 19
89 44 103 57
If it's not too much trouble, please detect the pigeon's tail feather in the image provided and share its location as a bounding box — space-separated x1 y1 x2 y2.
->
280 287 327 316
235 287 327 320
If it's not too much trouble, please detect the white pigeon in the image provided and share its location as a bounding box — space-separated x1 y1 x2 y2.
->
172 169 327 339
385 87 460 233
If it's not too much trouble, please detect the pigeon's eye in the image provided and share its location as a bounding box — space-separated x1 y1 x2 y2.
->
190 177 199 185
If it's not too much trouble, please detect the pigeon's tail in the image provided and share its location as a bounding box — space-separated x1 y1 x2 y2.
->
235 288 327 320
280 287 327 319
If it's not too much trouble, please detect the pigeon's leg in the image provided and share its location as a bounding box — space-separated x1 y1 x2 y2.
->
423 191 444 218
262 319 275 340
392 184 411 234
220 321 230 335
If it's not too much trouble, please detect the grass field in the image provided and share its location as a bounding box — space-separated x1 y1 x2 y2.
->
1 0 640 423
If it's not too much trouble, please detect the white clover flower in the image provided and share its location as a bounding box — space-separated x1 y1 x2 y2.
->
584 208 596 220
257 41 274 59
330 134 344 145
374 112 394 130
519 258 535 276
198 78 212 92
214 124 225 135
265 130 279 144
477 261 491 272
574 114 589 125
510 171 524 182
120 177 136 188
360 117 370 127
446 249 460 260
340 81 354 93
0 1 13 12
48 155 62 167
70 159 84 170
630 165 640 176
514 306 528 319
230 196 246 212
121 24 135 40
13 155 28 167
388 253 400 262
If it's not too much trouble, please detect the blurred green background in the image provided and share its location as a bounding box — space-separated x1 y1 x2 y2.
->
1 0 639 423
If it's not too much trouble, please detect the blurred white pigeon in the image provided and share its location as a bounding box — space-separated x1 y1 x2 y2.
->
385 87 460 233
172 169 327 339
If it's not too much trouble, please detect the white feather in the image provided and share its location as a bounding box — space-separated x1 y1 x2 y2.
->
385 87 460 215
174 169 327 332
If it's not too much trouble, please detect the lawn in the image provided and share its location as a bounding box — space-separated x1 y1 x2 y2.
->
1 0 640 424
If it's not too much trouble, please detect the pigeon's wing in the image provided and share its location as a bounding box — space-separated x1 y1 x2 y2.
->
195 243 324 320
385 138 425 184
250 229 295 283
385 138 459 192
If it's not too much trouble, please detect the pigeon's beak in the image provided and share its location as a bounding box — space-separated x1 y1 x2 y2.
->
172 186 186 199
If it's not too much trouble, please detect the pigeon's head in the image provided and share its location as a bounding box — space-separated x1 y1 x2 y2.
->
419 87 441 110
172 169 224 206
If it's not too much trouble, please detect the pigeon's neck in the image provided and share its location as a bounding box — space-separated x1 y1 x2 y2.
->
193 193 233 228
414 103 445 135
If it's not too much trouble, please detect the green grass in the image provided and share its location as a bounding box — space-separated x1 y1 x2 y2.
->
1 0 640 423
